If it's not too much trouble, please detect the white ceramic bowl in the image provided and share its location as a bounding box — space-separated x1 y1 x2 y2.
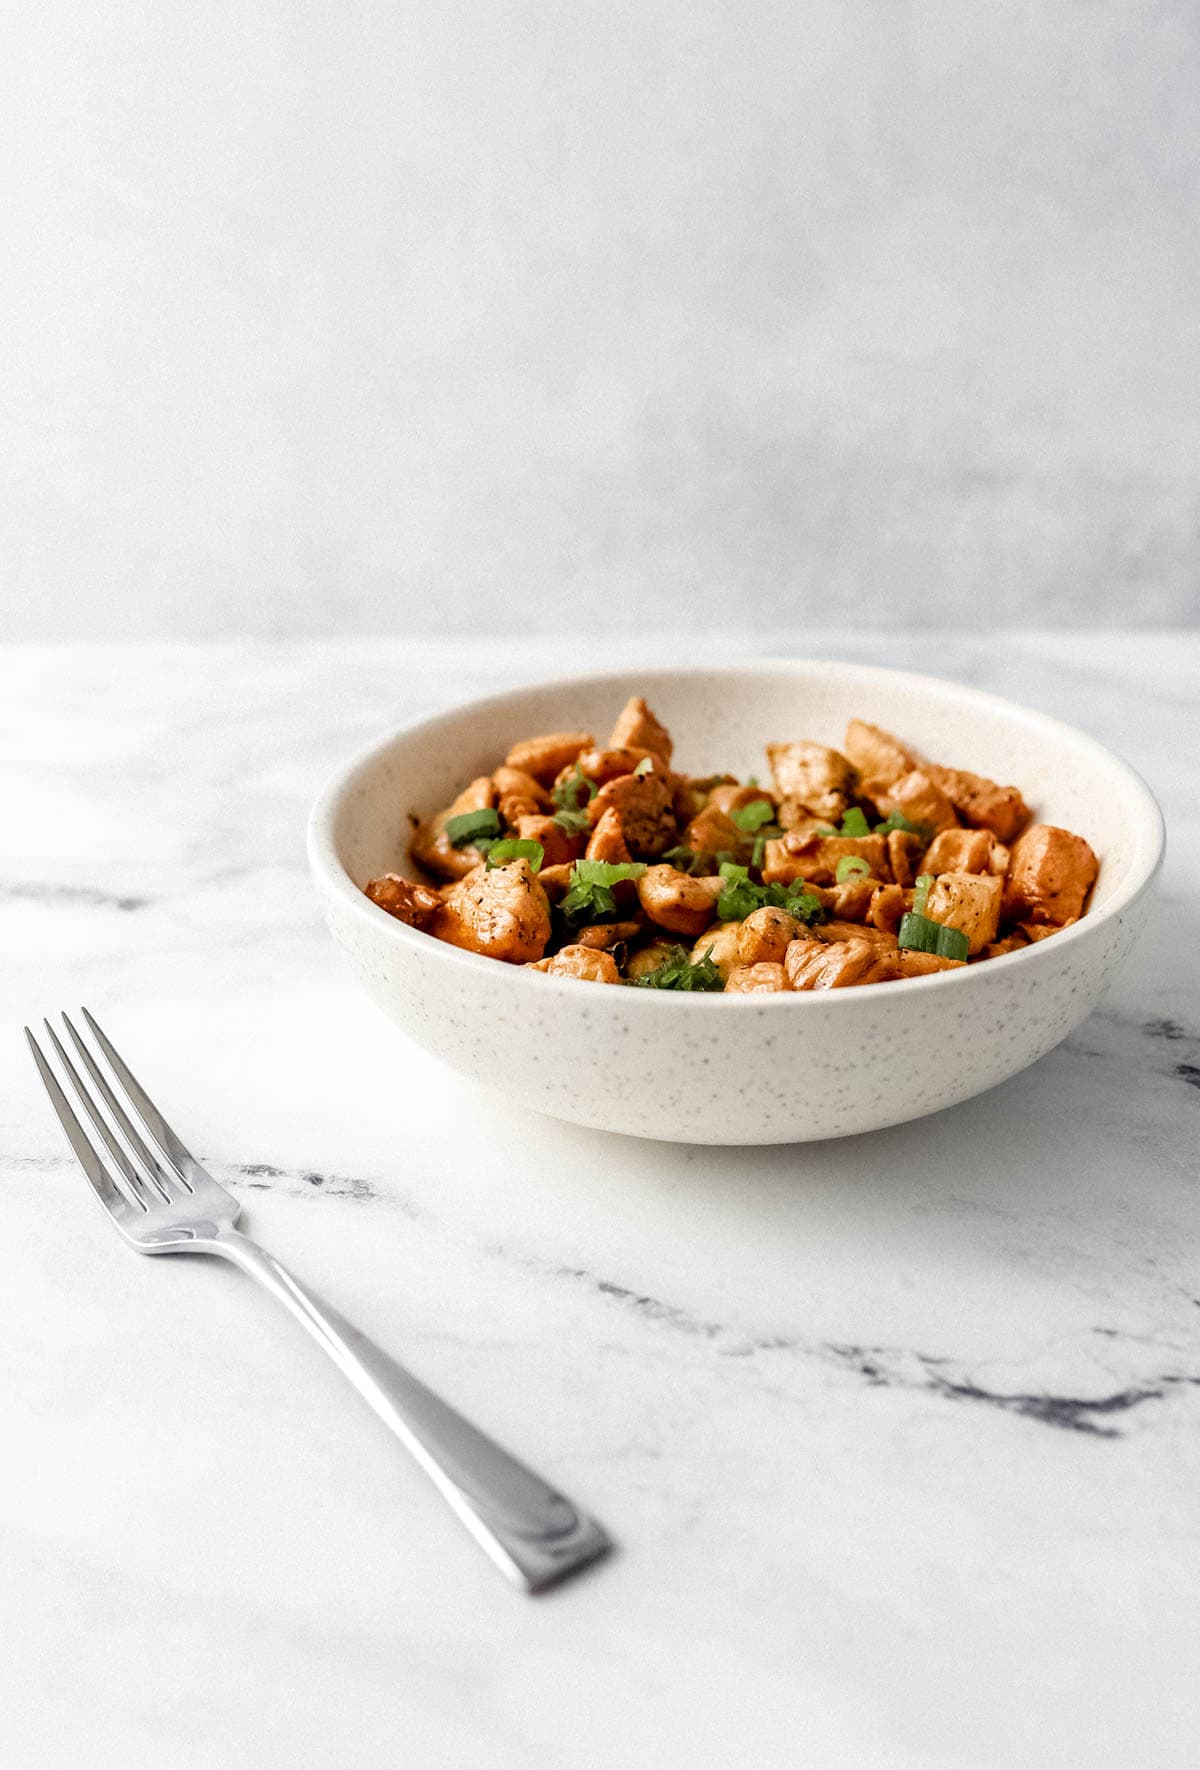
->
308 662 1163 1145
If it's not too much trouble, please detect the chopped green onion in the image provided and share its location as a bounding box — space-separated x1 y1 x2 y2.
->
897 912 968 962
627 944 726 991
484 838 544 873
716 862 824 925
751 834 767 870
445 808 504 848
558 858 648 927
816 807 871 839
551 764 597 813
836 856 871 883
730 799 776 833
913 872 934 916
552 805 591 836
746 775 759 788
874 809 928 838
633 757 653 777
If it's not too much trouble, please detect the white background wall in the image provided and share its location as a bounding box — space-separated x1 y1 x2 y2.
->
2 1 1198 640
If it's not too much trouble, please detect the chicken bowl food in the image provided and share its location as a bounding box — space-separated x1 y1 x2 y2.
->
308 663 1163 1144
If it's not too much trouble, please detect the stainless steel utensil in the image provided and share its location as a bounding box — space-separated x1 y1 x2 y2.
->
26 1008 611 1593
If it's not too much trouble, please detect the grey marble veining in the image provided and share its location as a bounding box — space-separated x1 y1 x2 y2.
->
1 633 1197 1769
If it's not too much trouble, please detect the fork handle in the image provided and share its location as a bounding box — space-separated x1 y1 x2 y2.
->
213 1228 611 1592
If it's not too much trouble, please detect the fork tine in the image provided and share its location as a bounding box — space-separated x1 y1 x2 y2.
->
80 1007 199 1188
58 1015 178 1200
45 1020 164 1206
25 1027 143 1217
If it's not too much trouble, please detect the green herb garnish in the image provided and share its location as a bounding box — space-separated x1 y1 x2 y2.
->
912 872 934 916
730 799 776 833
445 808 504 848
551 805 591 836
559 858 648 927
897 912 968 962
816 806 872 840
715 861 823 926
552 764 597 810
628 945 726 991
835 855 871 884
485 838 544 873
873 809 928 838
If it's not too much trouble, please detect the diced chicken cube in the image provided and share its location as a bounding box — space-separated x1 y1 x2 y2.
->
816 920 899 950
690 922 743 978
491 765 549 825
843 720 919 788
765 742 856 820
922 827 1003 876
514 813 584 870
868 883 908 935
504 732 593 786
896 950 966 978
527 944 620 983
736 906 806 966
762 831 889 886
573 919 642 950
588 770 677 855
364 874 442 929
725 962 791 993
430 860 551 963
922 870 1002 955
636 865 723 936
566 747 657 787
885 828 925 887
871 769 958 834
411 776 499 881
785 937 901 990
585 806 632 864
925 766 1030 843
609 696 673 763
683 803 743 860
1003 825 1099 926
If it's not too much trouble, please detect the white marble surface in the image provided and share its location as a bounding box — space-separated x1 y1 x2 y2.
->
1 632 1197 1770
4 6 1200 639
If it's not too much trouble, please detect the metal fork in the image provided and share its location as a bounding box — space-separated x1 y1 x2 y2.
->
26 1009 612 1593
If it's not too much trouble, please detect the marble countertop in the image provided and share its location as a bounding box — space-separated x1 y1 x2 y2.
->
2 632 1197 1770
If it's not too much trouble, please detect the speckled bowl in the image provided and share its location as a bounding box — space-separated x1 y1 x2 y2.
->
307 662 1163 1145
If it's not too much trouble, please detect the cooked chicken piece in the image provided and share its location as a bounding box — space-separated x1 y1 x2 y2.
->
896 950 966 978
843 720 919 788
737 906 806 966
491 765 549 826
766 742 857 820
871 769 959 834
1003 825 1098 926
762 831 889 887
973 931 1030 962
925 766 1030 843
431 859 552 963
922 827 1004 876
528 944 620 983
514 813 584 870
785 937 901 990
573 919 642 951
585 806 632 864
923 870 1003 955
868 883 908 935
565 746 657 788
535 863 574 899
411 775 499 881
707 782 779 817
671 773 737 824
504 732 593 786
683 803 743 859
636 865 724 936
626 941 683 981
776 802 830 836
885 828 925 887
588 770 677 855
816 920 900 949
826 876 876 922
691 921 744 979
364 874 442 929
609 696 673 763
725 962 791 994
1019 919 1076 942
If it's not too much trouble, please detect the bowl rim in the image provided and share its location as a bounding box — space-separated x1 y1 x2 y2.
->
307 657 1165 1008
